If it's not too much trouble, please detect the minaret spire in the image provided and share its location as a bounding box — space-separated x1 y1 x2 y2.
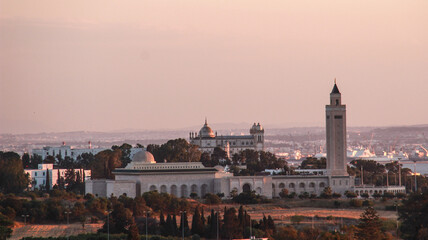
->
205 117 207 125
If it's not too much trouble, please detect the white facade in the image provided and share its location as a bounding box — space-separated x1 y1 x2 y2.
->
32 144 143 161
24 164 91 190
189 120 264 156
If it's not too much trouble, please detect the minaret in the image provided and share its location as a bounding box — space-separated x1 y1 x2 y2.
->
326 80 348 176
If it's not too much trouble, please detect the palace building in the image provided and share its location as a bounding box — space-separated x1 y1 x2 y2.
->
189 120 264 157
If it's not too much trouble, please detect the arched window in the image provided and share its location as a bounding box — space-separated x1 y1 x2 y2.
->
201 184 208 197
243 183 251 193
150 185 157 191
299 183 305 188
309 182 315 188
191 184 198 196
160 185 167 193
181 185 188 198
319 182 326 188
279 183 285 189
171 185 177 196
289 183 295 188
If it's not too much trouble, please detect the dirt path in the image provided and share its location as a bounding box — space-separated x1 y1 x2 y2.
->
11 223 103 240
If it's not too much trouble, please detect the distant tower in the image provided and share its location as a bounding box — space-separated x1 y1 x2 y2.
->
326 81 348 176
250 123 265 151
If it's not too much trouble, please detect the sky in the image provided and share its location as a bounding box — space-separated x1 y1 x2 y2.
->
1 0 427 134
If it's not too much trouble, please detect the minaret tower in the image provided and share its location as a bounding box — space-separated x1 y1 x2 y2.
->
326 80 348 176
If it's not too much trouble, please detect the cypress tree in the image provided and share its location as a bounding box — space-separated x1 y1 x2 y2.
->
192 207 204 236
45 169 50 192
172 214 178 236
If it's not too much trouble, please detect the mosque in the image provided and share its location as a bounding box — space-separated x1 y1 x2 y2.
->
86 83 405 199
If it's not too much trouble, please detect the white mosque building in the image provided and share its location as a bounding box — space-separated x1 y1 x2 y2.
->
86 83 405 199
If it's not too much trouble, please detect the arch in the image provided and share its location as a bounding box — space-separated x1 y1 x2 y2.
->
289 183 295 188
256 187 262 194
319 182 326 188
299 183 305 188
201 184 208 197
136 181 141 197
279 183 285 189
309 182 315 188
160 185 167 193
181 185 188 198
150 185 157 191
171 185 178 196
243 183 252 193
191 184 198 196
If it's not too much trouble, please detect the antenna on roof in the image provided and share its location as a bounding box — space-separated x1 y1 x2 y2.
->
334 78 336 84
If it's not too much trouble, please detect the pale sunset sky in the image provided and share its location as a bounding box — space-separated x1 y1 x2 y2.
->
0 0 427 133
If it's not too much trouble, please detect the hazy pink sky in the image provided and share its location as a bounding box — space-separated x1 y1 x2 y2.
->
1 0 427 133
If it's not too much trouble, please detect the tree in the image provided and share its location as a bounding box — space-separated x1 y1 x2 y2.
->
300 157 326 169
147 139 202 163
45 169 50 192
356 207 383 240
112 143 133 168
0 213 13 239
127 222 140 240
191 207 204 236
222 207 241 239
320 187 333 199
91 149 122 179
0 151 30 193
399 191 428 240
22 153 31 169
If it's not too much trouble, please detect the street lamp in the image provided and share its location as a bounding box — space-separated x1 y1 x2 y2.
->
413 160 418 192
394 201 399 240
106 209 112 240
21 214 29 224
216 210 220 240
180 211 186 240
144 211 151 240
64 211 71 240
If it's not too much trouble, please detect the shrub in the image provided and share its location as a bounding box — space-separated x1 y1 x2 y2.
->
361 193 369 199
350 199 363 207
362 200 373 207
395 192 407 199
290 215 305 225
279 189 289 199
204 193 221 204
332 193 342 199
345 191 357 199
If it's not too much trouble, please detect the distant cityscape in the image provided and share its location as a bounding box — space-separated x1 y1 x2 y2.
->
2 124 428 162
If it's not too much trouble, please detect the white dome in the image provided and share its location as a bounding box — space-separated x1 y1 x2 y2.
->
199 119 215 138
132 150 156 164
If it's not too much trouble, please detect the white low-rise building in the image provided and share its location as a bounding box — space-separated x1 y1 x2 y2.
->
32 143 143 161
24 164 91 190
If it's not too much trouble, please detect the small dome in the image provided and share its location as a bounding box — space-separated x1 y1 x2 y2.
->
132 150 156 164
199 119 215 138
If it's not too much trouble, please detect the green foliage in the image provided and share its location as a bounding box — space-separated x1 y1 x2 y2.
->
142 191 188 214
91 150 122 179
233 150 286 175
191 207 204 236
300 157 326 169
399 191 428 240
203 193 221 204
0 151 30 193
233 191 264 204
356 207 384 240
290 215 305 225
147 139 201 163
345 191 357 198
112 143 133 168
278 188 289 199
349 199 363 207
320 187 333 199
